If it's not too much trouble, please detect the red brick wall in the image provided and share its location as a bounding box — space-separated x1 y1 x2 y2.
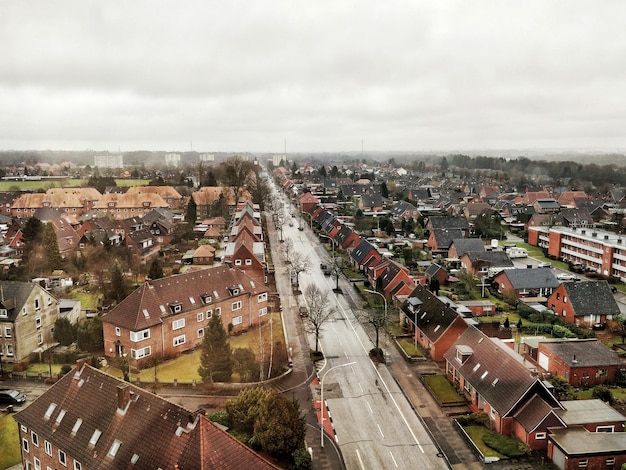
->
548 231 562 258
528 228 540 246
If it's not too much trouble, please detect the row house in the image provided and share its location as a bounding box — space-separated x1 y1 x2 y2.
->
401 284 468 361
528 225 626 279
93 193 169 220
102 265 269 367
0 281 60 363
10 188 102 218
459 251 514 275
192 186 239 220
14 361 279 470
223 231 266 285
126 185 183 209
349 239 382 272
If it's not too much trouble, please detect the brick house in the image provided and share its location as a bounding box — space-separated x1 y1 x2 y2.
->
536 338 624 386
459 251 514 275
401 284 468 361
13 361 279 470
102 266 269 367
0 281 59 363
447 238 484 259
492 268 560 298
547 280 620 327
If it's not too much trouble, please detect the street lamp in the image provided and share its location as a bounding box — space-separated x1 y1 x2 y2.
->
320 361 356 449
364 289 387 321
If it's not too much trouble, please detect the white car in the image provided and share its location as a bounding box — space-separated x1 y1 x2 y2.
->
557 273 578 281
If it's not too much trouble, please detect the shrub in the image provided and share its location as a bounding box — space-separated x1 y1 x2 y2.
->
592 385 614 405
206 410 231 428
59 365 72 377
456 412 490 427
483 430 531 457
292 447 312 470
552 325 577 339
517 304 535 319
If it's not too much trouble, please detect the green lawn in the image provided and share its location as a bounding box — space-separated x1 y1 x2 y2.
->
0 414 21 470
396 338 425 357
463 425 507 460
499 241 569 270
423 375 467 406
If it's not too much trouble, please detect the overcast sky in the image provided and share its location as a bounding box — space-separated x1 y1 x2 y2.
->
2 1 626 154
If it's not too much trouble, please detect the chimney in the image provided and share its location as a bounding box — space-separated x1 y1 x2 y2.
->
572 355 577 363
117 384 130 411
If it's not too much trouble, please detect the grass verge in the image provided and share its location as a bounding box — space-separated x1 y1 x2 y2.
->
0 414 21 469
396 338 424 357
463 425 507 460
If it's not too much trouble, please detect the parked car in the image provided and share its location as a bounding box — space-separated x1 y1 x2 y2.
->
538 262 552 268
557 273 579 281
0 389 26 406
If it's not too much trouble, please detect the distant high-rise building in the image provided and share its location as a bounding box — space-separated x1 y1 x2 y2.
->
199 153 215 162
165 153 181 167
273 154 286 167
94 154 123 168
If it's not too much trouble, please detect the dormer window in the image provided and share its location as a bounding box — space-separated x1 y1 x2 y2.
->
170 303 182 314
228 286 240 296
0 309 7 318
200 293 212 304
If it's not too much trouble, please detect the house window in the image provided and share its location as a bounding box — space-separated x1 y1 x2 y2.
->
35 298 40 310
74 462 82 470
235 259 242 266
131 346 151 359
44 440 52 456
215 307 221 316
198 328 204 338
596 369 608 378
206 309 213 318
577 460 588 468
232 316 243 326
37 332 43 345
556 293 560 300
197 312 204 322
535 432 546 440
606 458 616 465
563 296 567 303
172 318 185 330
245 259 252 265
6 345 13 356
0 309 6 318
130 329 150 342
33 457 40 470
58 449 67 465
22 437 30 452
5 327 11 338
258 307 268 316
258 293 267 303
115 327 121 337
232 301 242 311
173 335 186 346
562 309 566 316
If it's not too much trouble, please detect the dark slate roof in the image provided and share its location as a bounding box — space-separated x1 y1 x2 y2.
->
450 238 484 257
428 216 470 230
561 280 620 316
534 198 560 209
464 251 514 268
13 363 279 470
401 284 461 343
443 326 547 416
497 268 559 290
425 263 444 277
350 239 378 265
539 339 623 368
513 394 564 433
0 281 42 322
432 228 464 250
389 200 418 217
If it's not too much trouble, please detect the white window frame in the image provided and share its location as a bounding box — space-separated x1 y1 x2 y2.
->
173 334 186 346
197 328 204 338
197 312 204 322
5 326 11 338
215 307 221 316
172 318 185 330
35 316 42 328
115 327 121 337
44 440 52 456
235 259 242 266
245 258 252 265
22 437 30 453
232 315 243 326
258 293 267 302
206 309 213 318
535 432 546 440
131 346 151 359
58 449 67 466
578 459 588 468
33 457 41 470
31 431 39 446
74 462 82 470
258 307 268 316
596 425 614 432
130 329 150 342
232 301 242 311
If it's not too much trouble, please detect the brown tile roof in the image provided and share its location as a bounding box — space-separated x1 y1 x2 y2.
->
103 265 267 330
13 362 279 469
126 185 182 200
93 193 169 210
513 394 563 432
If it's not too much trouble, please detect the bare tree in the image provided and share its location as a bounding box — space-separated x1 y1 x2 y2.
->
303 284 334 353
289 251 311 290
283 238 294 261
356 307 386 352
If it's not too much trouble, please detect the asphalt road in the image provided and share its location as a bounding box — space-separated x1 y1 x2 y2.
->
276 194 447 469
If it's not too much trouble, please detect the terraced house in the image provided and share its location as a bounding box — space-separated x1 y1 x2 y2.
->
102 265 269 367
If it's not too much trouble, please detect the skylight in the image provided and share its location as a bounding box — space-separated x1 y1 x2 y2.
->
142 309 149 318
71 418 83 435
108 439 122 457
481 371 489 380
89 429 102 446
44 403 57 420
55 409 66 425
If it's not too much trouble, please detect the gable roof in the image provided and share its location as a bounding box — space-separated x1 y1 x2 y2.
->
443 326 547 416
560 280 620 316
431 228 464 250
428 216 470 230
463 251 514 269
496 268 559 290
513 394 564 432
450 238 484 257
13 362 279 470
0 281 51 322
350 239 378 265
102 266 266 331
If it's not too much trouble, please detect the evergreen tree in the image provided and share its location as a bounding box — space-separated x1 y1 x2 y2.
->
43 223 63 271
225 387 272 434
319 165 327 178
381 181 389 198
148 258 164 279
206 171 218 187
54 317 76 346
254 393 306 456
185 195 197 224
110 261 128 303
198 314 233 383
